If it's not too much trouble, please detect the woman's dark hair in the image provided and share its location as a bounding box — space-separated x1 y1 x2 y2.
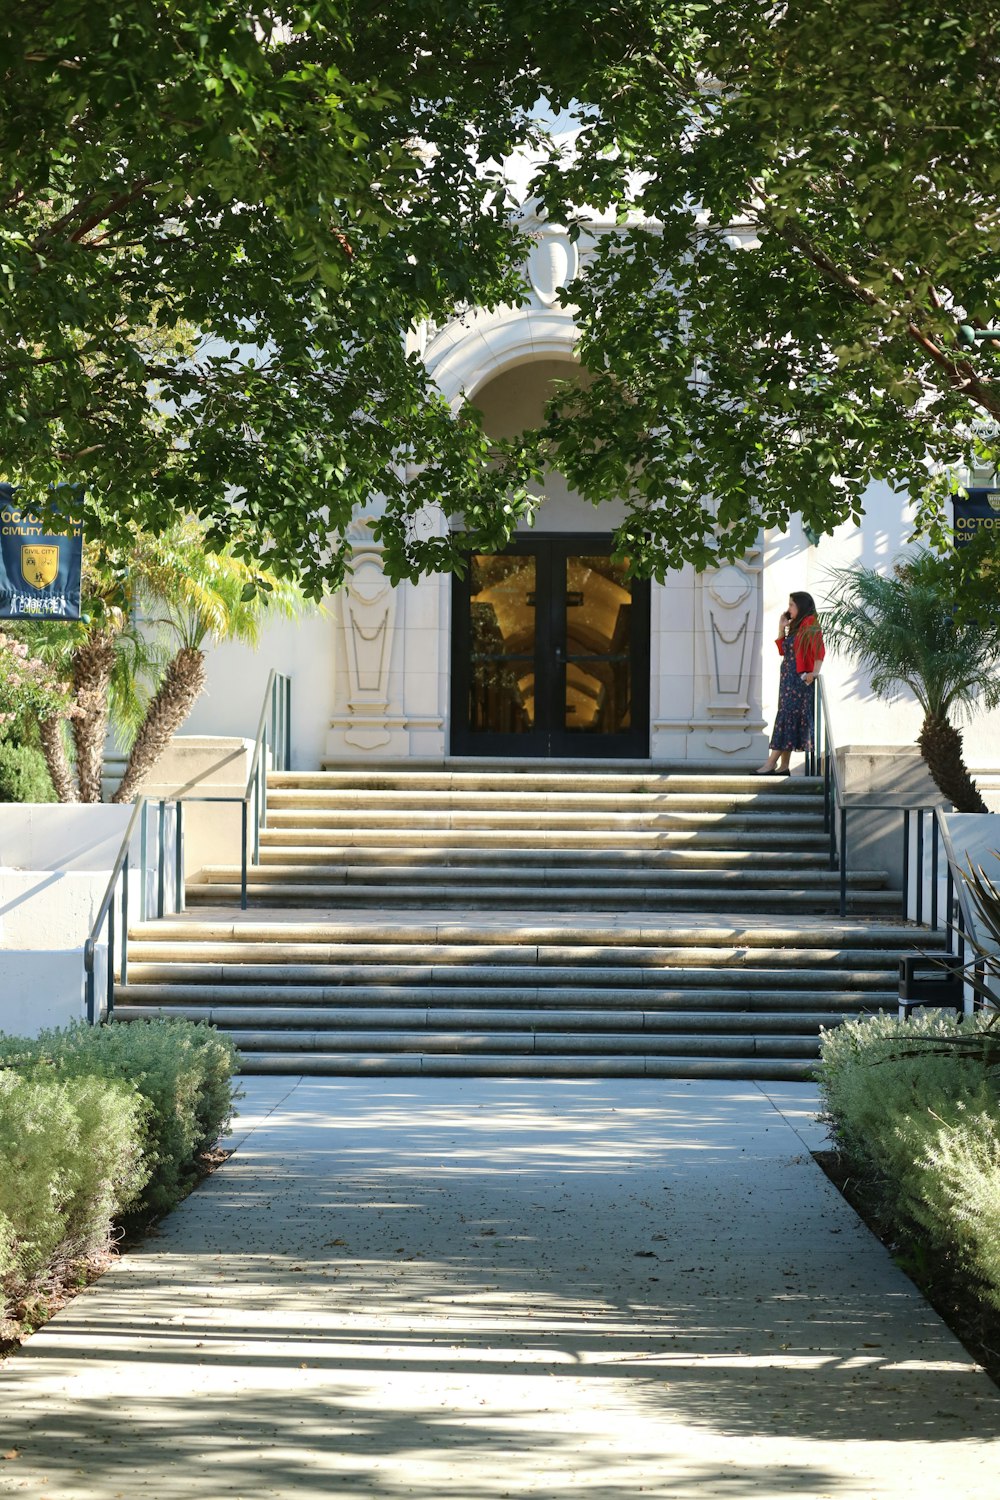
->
789 591 818 632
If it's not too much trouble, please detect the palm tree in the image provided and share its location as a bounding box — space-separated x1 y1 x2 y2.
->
26 521 303 802
20 550 157 803
111 522 302 804
822 551 1000 814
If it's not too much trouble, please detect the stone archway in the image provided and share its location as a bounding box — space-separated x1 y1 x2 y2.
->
328 242 765 762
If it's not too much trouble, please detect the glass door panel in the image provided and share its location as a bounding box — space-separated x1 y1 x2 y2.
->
451 536 649 758
563 554 633 736
468 553 536 735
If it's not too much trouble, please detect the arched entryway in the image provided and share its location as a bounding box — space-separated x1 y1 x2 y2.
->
448 356 650 758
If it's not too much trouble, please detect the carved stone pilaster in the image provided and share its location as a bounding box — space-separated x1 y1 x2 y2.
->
327 523 409 755
699 556 761 753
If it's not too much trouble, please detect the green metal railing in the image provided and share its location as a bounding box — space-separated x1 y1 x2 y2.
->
84 797 184 1024
811 679 996 1012
84 670 292 1022
179 670 292 909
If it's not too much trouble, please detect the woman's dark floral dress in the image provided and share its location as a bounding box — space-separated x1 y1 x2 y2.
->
770 643 814 752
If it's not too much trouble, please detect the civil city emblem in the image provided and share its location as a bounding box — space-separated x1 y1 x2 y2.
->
21 544 60 589
987 492 1000 513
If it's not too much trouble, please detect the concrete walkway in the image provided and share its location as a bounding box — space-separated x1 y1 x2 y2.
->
2 1078 999 1499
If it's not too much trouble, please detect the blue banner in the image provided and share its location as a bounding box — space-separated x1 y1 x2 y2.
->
953 487 1000 547
0 483 83 620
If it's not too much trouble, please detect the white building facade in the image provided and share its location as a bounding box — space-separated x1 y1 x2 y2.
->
182 220 1000 779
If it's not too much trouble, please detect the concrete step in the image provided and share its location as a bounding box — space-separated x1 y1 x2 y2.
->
195 863 889 890
296 765 824 791
265 788 819 813
256 826 832 850
263 808 827 832
112 1002 889 1035
234 1052 818 1080
183 882 905 918
210 1029 820 1058
120 965 907 996
253 844 831 869
114 982 899 1009
182 880 900 915
251 852 839 876
121 930 929 966
127 918 933 949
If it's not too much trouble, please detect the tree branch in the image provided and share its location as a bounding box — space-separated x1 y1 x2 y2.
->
758 209 1000 419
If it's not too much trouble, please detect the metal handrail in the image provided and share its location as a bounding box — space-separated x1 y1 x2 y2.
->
815 678 848 911
815 677 846 807
813 678 958 925
814 697 996 1014
84 797 184 1025
83 671 290 1023
175 670 292 909
935 808 1000 1010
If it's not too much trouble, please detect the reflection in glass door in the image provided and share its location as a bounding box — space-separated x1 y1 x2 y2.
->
563 554 633 737
468 553 536 734
451 537 649 757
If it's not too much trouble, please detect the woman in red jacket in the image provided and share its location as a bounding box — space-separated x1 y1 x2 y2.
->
755 591 825 775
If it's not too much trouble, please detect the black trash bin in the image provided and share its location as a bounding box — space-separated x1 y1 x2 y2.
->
898 953 965 1020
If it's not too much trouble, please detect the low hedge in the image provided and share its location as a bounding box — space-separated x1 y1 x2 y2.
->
0 1019 240 1219
0 1019 240 1334
818 1009 1000 1308
0 1069 148 1334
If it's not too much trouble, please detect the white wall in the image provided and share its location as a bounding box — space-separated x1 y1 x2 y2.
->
0 806 136 1037
0 804 134 872
762 486 1000 768
180 604 336 770
174 444 1000 774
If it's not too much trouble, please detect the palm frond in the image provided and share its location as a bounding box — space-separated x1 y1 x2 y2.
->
129 520 306 650
823 551 1000 719
107 631 173 753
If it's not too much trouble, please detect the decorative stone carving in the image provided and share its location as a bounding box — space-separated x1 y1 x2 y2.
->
328 527 409 754
700 558 761 753
527 232 579 307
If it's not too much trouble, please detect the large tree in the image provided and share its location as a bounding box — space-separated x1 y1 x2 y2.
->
533 0 1000 574
0 1 607 591
7 1 1000 586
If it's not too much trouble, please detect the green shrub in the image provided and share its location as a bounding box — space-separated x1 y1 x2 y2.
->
0 741 56 802
819 1010 1000 1303
820 1010 998 1175
0 1209 16 1319
0 1069 147 1327
0 1019 240 1220
916 1106 1000 1310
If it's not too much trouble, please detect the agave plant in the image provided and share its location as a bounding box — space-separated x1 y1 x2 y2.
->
957 858 1000 1015
822 550 1000 813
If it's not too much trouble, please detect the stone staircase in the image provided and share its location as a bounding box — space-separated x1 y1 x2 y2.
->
189 766 897 914
115 763 934 1079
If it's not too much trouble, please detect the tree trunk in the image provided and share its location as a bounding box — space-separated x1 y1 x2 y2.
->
38 716 79 803
71 629 118 803
113 647 207 804
918 710 988 814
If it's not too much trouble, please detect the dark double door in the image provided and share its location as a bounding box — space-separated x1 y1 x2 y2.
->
450 536 650 758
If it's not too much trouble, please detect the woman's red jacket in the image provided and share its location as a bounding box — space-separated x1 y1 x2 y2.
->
775 615 825 674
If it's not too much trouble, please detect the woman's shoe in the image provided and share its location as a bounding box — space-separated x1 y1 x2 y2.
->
753 763 777 775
